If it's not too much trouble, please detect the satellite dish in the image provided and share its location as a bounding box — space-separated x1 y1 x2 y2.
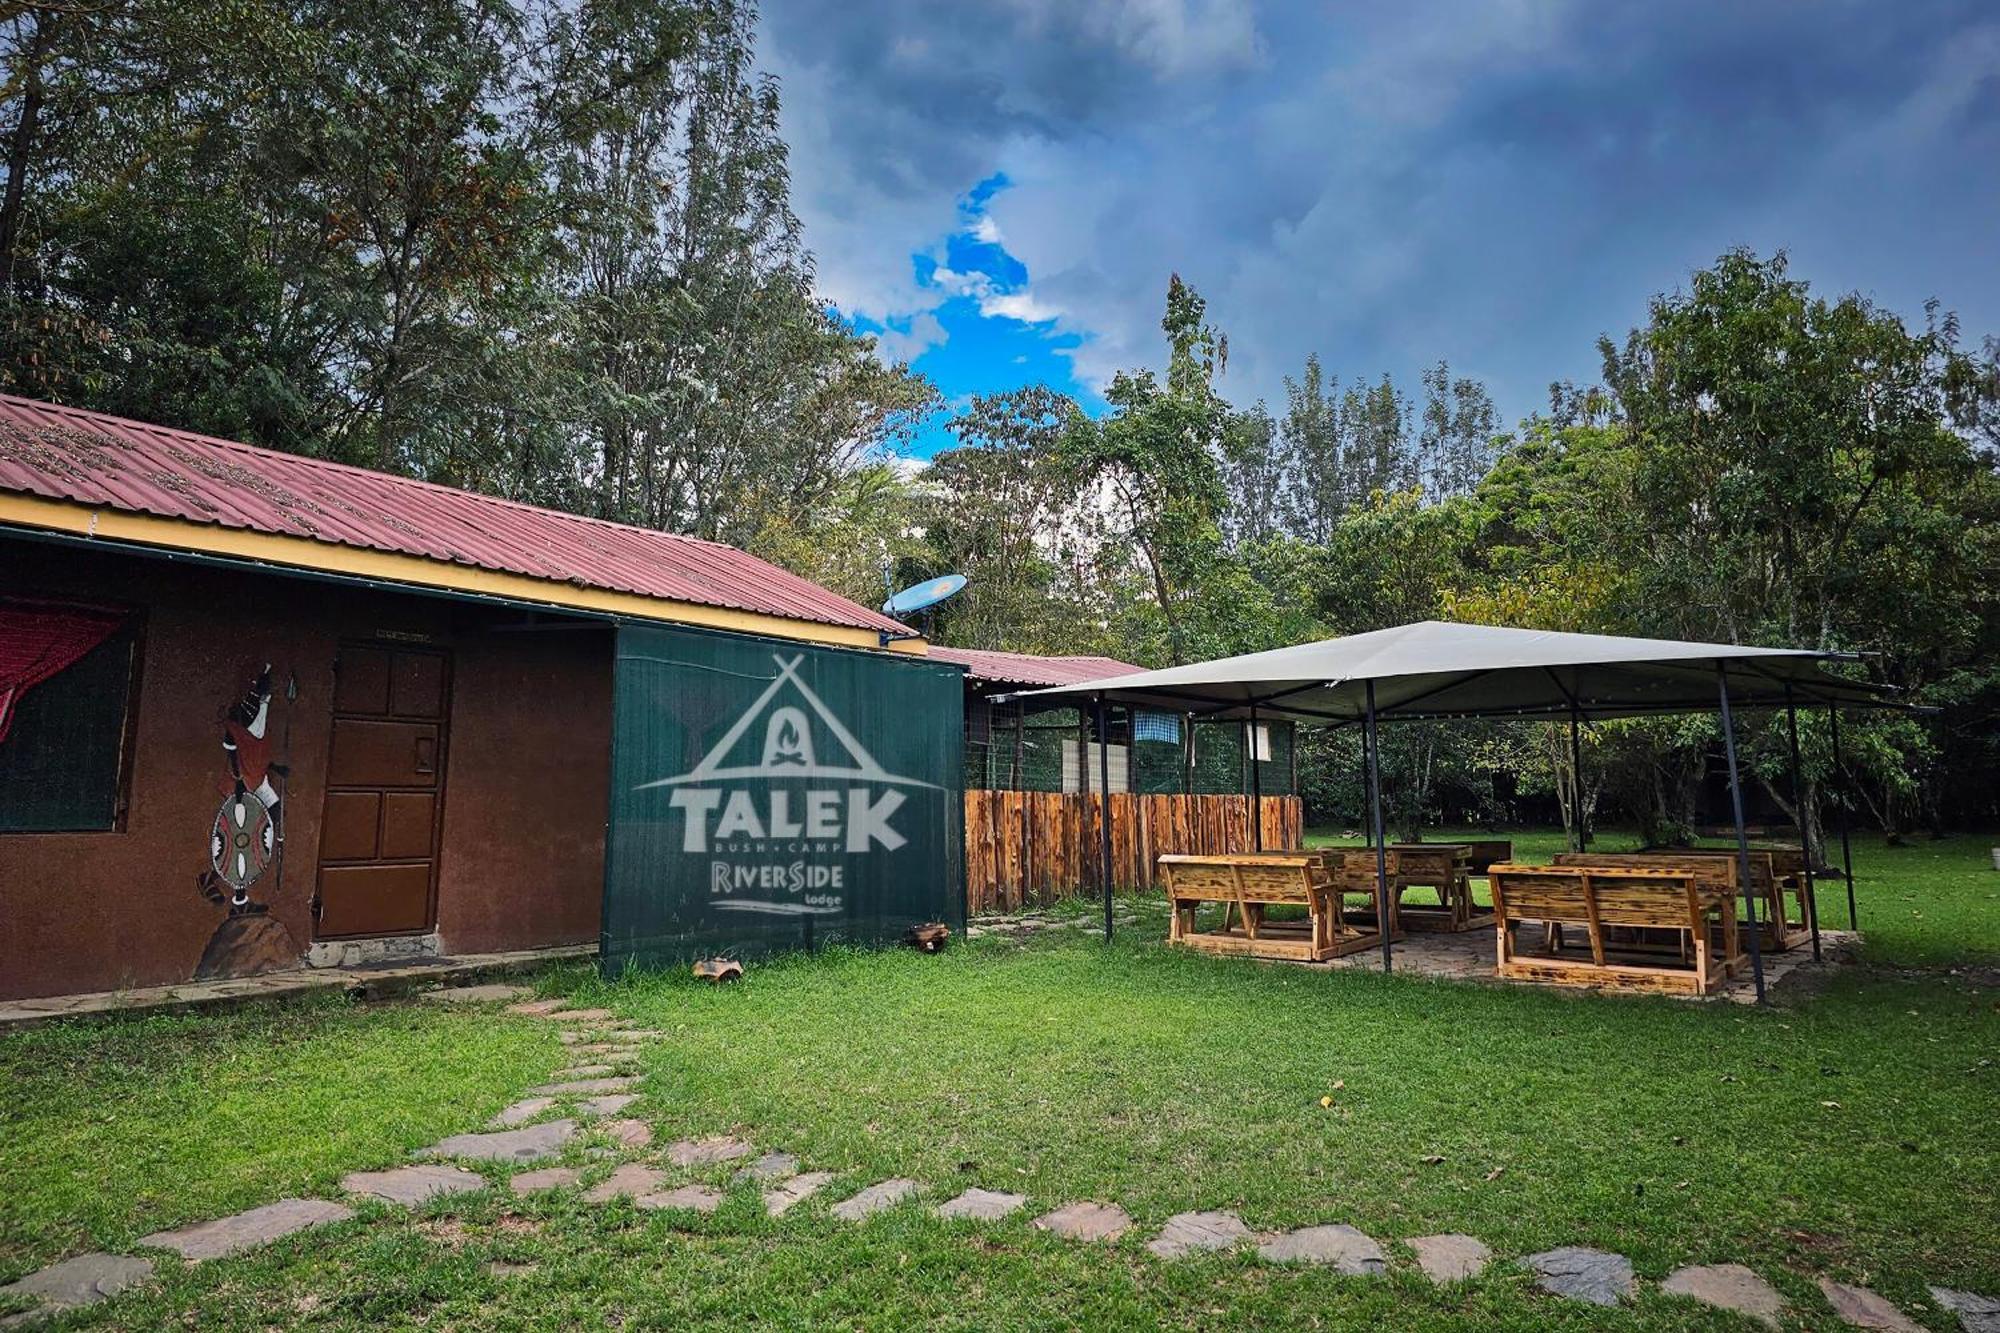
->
884 573 967 618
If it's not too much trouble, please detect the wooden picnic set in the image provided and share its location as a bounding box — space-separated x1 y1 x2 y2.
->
1156 841 1815 996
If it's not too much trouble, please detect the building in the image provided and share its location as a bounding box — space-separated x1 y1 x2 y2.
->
0 396 963 1002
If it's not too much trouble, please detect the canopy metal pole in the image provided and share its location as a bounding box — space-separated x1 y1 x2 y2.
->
1717 665 1766 1002
1783 683 1822 962
1829 705 1858 930
1364 680 1392 974
1097 694 1113 943
1250 704 1263 852
1568 702 1586 851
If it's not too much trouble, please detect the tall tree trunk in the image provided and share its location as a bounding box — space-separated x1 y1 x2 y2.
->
0 12 54 293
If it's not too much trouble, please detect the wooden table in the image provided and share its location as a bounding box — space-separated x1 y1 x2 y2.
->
1330 844 1493 934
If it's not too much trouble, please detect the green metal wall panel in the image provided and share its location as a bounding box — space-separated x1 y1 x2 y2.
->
602 624 965 974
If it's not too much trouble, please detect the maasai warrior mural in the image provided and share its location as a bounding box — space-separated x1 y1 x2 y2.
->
193 664 303 979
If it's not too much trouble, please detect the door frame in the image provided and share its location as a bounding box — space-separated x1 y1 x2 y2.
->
310 640 453 940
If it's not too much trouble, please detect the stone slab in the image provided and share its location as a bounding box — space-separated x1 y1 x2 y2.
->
550 1008 619 1024
1033 1201 1132 1243
733 1152 800 1183
577 1094 639 1119
489 1097 556 1128
1256 1224 1386 1274
0 1253 154 1319
601 1119 653 1148
1819 1279 1924 1332
1149 1210 1254 1259
527 1078 639 1096
550 1065 616 1080
935 1188 1027 1221
638 1185 723 1214
1931 1287 2000 1333
831 1179 920 1221
342 1165 486 1206
583 1164 667 1203
666 1136 755 1167
507 999 572 1016
1407 1233 1491 1283
1663 1264 1785 1328
139 1198 355 1261
424 984 530 1004
566 1041 636 1055
1527 1247 1636 1307
765 1172 835 1216
421 1120 577 1163
509 1167 581 1196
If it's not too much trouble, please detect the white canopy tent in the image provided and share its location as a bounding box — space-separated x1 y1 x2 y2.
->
1008 621 1905 1001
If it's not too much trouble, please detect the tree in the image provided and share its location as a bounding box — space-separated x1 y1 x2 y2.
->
914 387 1108 654
1059 274 1239 664
1602 249 1999 840
1417 359 1498 499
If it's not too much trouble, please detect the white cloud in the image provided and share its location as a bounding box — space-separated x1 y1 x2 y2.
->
763 0 2000 423
871 311 949 365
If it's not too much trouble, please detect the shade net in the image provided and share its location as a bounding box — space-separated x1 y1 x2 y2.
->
603 624 965 974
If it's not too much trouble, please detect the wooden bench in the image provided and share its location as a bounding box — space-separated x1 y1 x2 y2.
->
1159 853 1390 962
1623 848 1807 951
1488 863 1742 996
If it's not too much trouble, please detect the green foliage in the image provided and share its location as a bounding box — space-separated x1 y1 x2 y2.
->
0 0 933 599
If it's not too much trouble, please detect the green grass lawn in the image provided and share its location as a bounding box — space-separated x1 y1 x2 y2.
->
2 832 1995 1329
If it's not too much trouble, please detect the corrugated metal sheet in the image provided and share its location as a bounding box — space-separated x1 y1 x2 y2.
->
0 394 909 636
928 646 1142 687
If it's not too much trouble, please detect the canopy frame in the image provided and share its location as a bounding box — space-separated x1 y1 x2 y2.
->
1022 622 1917 1002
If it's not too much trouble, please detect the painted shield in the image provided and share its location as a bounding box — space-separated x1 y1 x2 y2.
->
210 789 276 894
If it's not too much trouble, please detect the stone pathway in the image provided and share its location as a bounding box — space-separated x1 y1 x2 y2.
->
1527 1247 1637 1307
734 1152 800 1183
0 1255 153 1327
1663 1263 1786 1328
936 1188 1026 1221
136 1199 354 1262
9 977 1992 1331
342 1165 485 1207
1820 1279 1927 1332
831 1179 919 1221
420 1120 577 1163
510 1168 580 1196
1932 1287 2000 1333
1034 1201 1131 1243
1149 1211 1253 1259
1256 1224 1385 1274
1407 1233 1490 1282
666 1135 754 1167
764 1171 834 1216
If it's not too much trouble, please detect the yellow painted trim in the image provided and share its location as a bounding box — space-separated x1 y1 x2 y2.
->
0 493 929 657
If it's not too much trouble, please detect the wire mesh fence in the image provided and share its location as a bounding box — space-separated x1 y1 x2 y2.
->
963 701 1296 796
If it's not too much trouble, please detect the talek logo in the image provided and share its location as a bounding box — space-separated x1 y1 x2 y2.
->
634 654 938 917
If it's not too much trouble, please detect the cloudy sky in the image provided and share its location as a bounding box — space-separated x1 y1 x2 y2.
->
757 1 2000 457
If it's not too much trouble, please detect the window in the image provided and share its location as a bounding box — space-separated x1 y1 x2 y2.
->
0 600 140 832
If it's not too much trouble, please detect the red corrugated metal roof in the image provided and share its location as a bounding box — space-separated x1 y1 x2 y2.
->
929 645 1142 686
0 394 910 637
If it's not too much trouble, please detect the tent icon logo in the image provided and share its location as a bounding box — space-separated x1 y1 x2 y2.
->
640 653 940 790
636 654 937 860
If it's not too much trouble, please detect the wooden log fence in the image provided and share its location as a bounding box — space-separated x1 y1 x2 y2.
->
964 791 1304 915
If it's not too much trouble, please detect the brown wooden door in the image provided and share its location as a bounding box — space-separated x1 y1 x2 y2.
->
314 644 450 938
